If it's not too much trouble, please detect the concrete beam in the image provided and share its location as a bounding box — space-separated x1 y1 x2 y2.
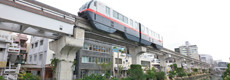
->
50 28 84 80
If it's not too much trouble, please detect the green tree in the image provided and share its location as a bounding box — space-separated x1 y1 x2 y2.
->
117 65 124 78
223 63 230 79
127 64 144 80
145 67 156 80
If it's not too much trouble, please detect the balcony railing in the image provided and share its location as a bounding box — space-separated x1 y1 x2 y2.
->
8 43 20 53
8 47 20 53
152 59 160 64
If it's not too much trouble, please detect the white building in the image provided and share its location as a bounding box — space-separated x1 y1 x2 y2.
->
112 46 132 78
0 30 21 80
175 41 200 60
23 36 54 79
200 54 213 67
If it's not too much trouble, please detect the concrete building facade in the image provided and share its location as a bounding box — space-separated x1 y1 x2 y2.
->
22 36 54 79
200 54 213 67
0 30 12 75
0 30 22 79
175 41 200 60
13 34 28 64
75 40 113 79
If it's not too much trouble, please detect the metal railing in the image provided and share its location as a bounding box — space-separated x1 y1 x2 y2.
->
1 0 77 24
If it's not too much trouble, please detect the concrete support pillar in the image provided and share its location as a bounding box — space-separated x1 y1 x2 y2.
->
129 46 146 65
186 61 192 72
50 28 84 80
176 59 182 68
159 55 166 72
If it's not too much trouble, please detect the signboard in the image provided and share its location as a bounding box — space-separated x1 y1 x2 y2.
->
0 61 7 68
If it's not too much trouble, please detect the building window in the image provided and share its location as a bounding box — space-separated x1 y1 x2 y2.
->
39 54 43 60
141 61 150 67
89 44 92 50
93 45 96 51
82 43 110 53
83 43 89 50
115 58 122 64
31 44 34 49
40 40 43 46
30 55 32 62
82 56 89 63
34 54 37 61
35 42 38 47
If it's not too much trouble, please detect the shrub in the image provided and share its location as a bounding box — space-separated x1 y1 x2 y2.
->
192 68 198 73
127 64 144 80
176 68 187 77
111 77 119 80
18 72 40 80
155 72 165 80
170 64 177 71
168 71 176 79
187 73 192 76
80 74 106 80
0 76 4 80
121 77 131 80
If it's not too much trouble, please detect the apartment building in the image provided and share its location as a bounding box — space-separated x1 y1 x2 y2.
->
22 36 54 79
175 41 200 60
0 30 21 80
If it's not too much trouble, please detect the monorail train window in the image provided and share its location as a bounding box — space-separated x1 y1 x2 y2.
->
118 14 124 21
94 1 97 6
130 19 133 26
141 25 145 32
146 28 149 34
151 31 154 38
148 29 151 36
106 6 110 16
124 17 128 23
134 22 139 30
113 11 118 19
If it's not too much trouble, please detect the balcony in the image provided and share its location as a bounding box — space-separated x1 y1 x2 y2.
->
8 43 20 53
17 34 28 41
152 59 160 65
20 47 27 51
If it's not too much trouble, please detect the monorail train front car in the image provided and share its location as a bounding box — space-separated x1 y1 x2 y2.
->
78 0 163 50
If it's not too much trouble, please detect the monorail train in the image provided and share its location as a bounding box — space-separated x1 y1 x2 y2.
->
78 0 163 50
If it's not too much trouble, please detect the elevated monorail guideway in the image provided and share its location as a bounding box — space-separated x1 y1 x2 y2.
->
0 0 77 39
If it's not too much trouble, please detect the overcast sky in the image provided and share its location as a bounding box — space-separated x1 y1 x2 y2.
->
37 0 230 62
